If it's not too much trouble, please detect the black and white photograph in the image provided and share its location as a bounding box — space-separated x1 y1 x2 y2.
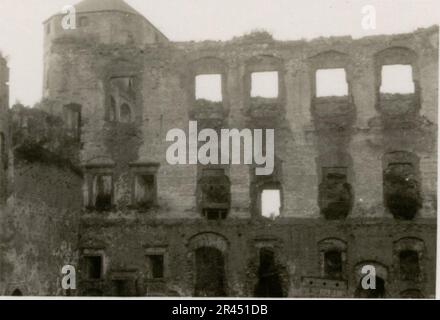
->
0 0 438 305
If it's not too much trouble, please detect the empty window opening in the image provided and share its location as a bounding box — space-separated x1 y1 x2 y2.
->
120 103 132 123
400 289 423 299
261 189 281 219
384 163 421 220
399 250 420 281
93 175 113 211
0 132 5 163
108 96 117 121
195 247 226 297
254 248 283 297
324 251 343 279
355 277 385 298
319 167 353 220
251 71 279 98
84 256 102 280
199 169 230 219
316 68 348 97
195 74 222 102
108 77 136 122
63 104 81 139
380 65 415 94
147 255 164 279
135 175 155 208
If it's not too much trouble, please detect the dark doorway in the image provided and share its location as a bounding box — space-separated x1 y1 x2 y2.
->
254 248 283 297
194 247 226 297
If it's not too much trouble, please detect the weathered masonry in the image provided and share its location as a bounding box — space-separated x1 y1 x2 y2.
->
0 0 437 298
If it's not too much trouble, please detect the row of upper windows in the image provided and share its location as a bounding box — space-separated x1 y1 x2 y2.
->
195 65 415 102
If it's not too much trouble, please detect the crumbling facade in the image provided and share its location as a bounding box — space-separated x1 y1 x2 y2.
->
0 0 438 298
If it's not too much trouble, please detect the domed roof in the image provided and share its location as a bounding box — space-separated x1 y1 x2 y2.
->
74 0 143 16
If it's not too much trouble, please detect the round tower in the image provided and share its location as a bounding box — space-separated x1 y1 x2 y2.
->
42 0 168 99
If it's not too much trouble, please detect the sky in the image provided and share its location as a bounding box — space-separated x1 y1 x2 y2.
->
0 0 439 107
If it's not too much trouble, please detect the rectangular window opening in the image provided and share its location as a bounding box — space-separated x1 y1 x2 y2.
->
85 256 102 280
147 255 164 279
63 105 81 139
380 64 415 94
251 71 279 98
195 74 222 102
135 174 156 208
316 68 348 97
261 189 281 219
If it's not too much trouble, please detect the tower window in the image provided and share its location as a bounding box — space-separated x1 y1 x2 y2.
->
251 71 279 98
316 68 348 97
380 65 415 94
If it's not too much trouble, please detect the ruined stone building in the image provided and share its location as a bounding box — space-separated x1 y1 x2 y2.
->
0 0 438 298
